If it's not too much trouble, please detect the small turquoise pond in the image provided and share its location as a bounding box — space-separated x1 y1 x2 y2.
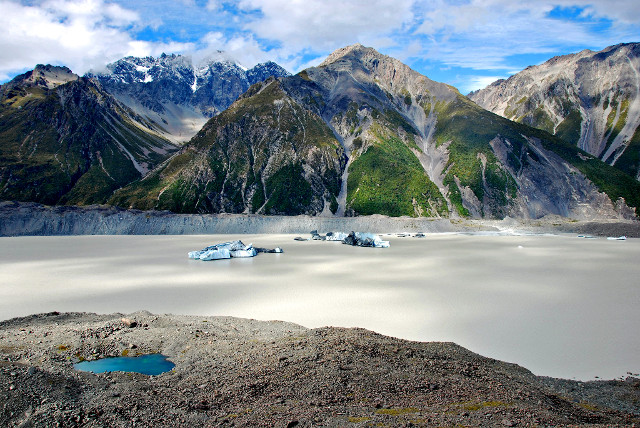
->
74 354 175 375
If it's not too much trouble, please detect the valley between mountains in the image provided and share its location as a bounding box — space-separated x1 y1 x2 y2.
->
2 43 640 221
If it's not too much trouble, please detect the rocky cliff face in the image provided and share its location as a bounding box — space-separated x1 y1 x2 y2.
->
469 43 640 180
0 65 177 205
89 54 290 143
112 44 640 219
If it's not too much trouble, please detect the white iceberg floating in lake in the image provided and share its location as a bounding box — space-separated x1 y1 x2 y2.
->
331 231 390 248
230 246 258 258
347 232 390 248
606 236 627 241
325 231 348 241
196 248 231 261
296 231 389 248
188 240 259 261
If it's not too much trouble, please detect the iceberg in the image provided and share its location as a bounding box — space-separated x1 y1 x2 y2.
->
255 247 283 253
297 231 389 248
188 240 272 261
230 246 258 258
344 232 390 248
197 248 231 261
325 231 348 241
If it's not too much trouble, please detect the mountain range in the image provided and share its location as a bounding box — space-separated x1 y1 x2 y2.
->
2 45 640 219
89 53 290 143
469 42 640 181
111 44 639 219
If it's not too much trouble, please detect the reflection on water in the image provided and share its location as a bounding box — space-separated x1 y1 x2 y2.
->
1 233 639 380
74 354 175 375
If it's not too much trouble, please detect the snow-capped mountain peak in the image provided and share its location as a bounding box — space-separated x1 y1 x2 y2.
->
86 53 290 143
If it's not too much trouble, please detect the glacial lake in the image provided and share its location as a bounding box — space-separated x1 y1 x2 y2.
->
74 353 175 375
1 233 638 381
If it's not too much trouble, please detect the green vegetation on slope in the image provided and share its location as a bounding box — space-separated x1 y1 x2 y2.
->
263 163 313 215
537 130 640 212
604 125 640 180
111 79 344 215
433 96 519 217
471 92 640 215
603 97 630 159
555 109 582 145
346 126 447 217
0 79 174 206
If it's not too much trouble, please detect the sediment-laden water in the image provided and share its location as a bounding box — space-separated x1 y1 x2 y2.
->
1 233 638 380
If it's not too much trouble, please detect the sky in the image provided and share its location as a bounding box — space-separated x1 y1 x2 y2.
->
1 0 640 93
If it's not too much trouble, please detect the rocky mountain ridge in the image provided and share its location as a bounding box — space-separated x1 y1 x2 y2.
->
88 53 290 143
111 44 640 219
469 42 640 180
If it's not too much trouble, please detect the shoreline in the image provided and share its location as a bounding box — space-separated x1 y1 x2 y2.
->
1 311 638 427
1 200 639 237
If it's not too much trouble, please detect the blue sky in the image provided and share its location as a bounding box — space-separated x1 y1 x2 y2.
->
1 0 639 93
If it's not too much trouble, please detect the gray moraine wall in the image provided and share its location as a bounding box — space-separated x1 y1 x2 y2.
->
0 201 488 236
2 201 640 237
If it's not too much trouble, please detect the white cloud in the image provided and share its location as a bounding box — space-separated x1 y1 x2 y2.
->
1 0 639 89
463 75 506 93
411 0 637 72
191 32 274 69
206 0 220 11
237 0 415 56
553 0 640 24
0 0 191 80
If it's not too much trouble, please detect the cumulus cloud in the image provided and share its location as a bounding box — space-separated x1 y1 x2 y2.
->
0 0 191 80
206 0 220 11
237 0 414 58
408 0 640 78
1 0 639 89
192 31 274 69
553 0 640 24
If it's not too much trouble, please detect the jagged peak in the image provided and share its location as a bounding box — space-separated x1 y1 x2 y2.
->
317 43 420 80
314 43 453 96
7 64 78 90
251 60 287 70
318 43 372 67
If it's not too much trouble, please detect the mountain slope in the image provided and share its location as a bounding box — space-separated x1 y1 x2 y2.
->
0 65 177 205
289 45 638 218
110 77 345 215
469 43 640 180
112 45 640 219
89 54 290 143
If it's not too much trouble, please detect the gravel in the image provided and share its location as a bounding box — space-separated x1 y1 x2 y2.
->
1 312 638 427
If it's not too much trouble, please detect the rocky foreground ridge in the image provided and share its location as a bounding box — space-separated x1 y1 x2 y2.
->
0 312 638 427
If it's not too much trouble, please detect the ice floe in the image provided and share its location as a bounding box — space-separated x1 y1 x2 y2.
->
188 240 282 261
296 231 390 248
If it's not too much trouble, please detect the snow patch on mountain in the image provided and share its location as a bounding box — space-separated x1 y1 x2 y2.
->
87 54 290 143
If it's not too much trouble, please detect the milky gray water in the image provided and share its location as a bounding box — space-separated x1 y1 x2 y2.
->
1 233 638 381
